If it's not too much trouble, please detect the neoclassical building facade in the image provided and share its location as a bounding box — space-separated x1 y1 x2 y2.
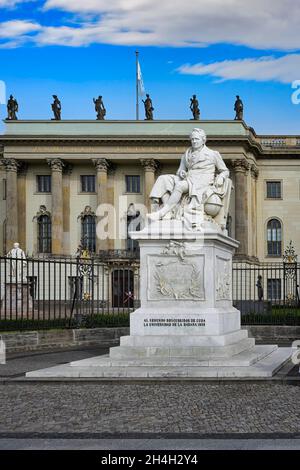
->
0 119 299 263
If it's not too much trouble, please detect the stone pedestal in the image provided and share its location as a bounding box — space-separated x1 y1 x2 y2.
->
3 283 33 318
26 221 291 379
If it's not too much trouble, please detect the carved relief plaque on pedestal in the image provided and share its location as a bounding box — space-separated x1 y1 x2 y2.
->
147 254 205 301
215 256 232 301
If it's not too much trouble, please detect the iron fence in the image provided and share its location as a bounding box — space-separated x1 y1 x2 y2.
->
233 261 300 325
0 256 140 330
1 256 300 330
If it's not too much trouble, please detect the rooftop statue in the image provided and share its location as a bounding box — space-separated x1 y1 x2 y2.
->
147 128 231 231
234 95 243 120
7 95 18 120
93 95 106 120
190 94 200 120
51 95 61 120
142 94 154 120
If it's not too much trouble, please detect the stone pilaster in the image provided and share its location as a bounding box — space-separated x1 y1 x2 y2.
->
250 164 259 260
92 158 110 252
107 164 116 250
62 163 73 255
17 162 28 251
140 159 159 210
4 158 19 250
47 158 65 255
231 159 251 259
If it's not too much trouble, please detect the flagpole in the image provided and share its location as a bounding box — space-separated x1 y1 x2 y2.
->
135 50 139 121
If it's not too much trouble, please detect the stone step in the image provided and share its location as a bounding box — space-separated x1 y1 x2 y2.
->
120 329 248 347
26 347 292 378
110 338 255 360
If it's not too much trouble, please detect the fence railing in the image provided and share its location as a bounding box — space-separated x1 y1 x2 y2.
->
1 256 300 330
0 256 140 330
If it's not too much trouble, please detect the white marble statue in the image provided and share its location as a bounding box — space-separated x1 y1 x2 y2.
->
147 128 231 230
6 242 27 283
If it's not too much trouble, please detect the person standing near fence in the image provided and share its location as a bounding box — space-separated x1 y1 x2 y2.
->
256 275 263 301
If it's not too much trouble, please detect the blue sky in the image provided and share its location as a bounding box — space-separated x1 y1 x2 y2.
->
0 0 300 134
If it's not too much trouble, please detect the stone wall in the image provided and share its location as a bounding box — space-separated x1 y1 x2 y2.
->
1 325 299 353
1 327 129 353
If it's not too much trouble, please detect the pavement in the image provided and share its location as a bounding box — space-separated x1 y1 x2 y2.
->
0 346 300 450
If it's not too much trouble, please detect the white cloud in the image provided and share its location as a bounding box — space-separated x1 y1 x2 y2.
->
0 20 41 38
177 55 300 84
0 0 34 6
40 0 300 50
0 0 300 52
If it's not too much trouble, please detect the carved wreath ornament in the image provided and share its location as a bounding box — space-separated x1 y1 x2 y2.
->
154 260 203 300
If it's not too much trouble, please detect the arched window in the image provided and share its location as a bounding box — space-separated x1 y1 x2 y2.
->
81 215 96 253
267 219 282 256
38 215 52 253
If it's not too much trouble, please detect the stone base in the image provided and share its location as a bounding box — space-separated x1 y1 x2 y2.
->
25 228 292 379
26 346 291 378
3 283 33 318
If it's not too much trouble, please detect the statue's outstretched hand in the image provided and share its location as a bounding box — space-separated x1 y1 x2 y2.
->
215 174 225 187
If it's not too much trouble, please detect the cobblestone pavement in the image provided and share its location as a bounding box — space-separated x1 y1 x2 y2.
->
1 382 300 435
0 348 300 436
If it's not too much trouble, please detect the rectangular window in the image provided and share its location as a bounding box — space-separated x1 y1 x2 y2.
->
81 175 95 193
37 175 51 193
126 175 140 193
266 181 281 199
2 179 6 200
267 278 282 300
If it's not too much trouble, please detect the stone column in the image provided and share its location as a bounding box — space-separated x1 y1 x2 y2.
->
231 159 250 259
17 162 28 251
107 165 116 250
251 164 259 260
4 158 19 250
140 159 159 211
47 158 65 255
92 158 110 252
62 163 73 256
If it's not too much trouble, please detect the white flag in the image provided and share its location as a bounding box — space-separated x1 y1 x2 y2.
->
137 61 145 96
0 80 6 105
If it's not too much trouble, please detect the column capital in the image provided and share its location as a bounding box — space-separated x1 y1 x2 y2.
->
231 159 250 174
92 158 110 172
62 162 73 176
17 161 28 176
47 158 65 171
250 164 259 179
3 158 19 172
140 158 159 172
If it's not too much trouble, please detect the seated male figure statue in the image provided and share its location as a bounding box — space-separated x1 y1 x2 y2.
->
147 128 230 224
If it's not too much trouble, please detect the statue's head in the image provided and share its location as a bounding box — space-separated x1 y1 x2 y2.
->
13 242 19 249
189 128 206 149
